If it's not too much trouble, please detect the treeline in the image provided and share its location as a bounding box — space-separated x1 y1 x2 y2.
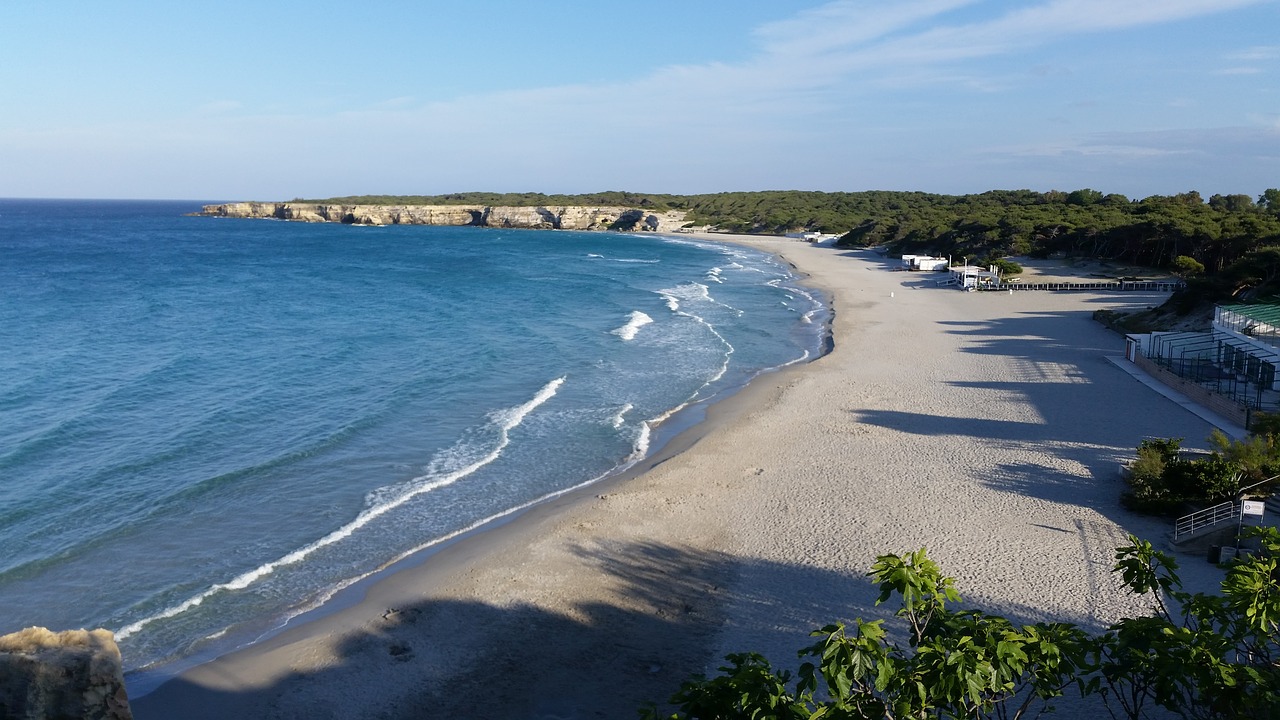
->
292 189 954 232
291 191 683 210
836 189 1280 270
826 188 1280 308
298 188 1280 301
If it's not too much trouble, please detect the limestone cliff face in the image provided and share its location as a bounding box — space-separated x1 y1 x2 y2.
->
200 203 688 233
0 627 132 720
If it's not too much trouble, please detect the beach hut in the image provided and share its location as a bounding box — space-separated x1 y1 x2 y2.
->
901 255 949 271
947 264 1000 289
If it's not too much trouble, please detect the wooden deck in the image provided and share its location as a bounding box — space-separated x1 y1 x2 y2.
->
979 280 1185 292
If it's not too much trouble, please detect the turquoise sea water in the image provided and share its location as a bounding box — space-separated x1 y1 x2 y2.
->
0 199 826 676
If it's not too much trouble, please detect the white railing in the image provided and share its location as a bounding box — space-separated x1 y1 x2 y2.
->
1174 501 1238 541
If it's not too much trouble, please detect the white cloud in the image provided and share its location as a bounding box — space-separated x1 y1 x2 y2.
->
752 0 977 57
1227 45 1280 61
812 0 1267 71
995 125 1280 161
4 0 1275 199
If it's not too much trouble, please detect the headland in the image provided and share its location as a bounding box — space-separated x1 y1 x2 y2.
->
198 202 689 231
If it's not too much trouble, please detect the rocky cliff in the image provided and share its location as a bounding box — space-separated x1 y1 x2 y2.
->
0 627 132 720
200 203 689 232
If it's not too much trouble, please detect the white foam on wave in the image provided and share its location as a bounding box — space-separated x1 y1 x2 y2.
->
264 414 660 636
705 267 724 284
611 403 633 429
628 422 652 462
788 285 822 325
610 311 653 341
217 268 829 648
657 282 711 313
115 377 566 641
642 285 738 433
587 253 604 259
659 281 742 316
613 258 660 264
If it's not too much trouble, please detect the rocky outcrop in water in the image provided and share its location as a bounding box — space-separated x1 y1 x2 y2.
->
200 203 689 232
0 627 132 720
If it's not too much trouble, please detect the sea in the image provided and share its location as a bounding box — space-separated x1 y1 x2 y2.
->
0 199 827 684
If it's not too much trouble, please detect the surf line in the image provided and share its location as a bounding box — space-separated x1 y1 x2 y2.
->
116 377 566 640
611 311 653 341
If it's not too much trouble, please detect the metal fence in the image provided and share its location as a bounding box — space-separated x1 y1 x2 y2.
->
1175 501 1238 541
1146 332 1280 414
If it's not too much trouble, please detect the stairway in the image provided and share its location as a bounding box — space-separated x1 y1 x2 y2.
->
1173 501 1238 544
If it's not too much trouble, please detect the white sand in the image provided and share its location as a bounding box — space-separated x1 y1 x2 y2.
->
132 237 1225 719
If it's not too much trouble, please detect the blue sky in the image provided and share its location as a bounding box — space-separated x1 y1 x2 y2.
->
2 0 1276 200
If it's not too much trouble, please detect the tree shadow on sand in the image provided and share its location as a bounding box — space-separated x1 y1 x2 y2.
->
130 540 1097 720
849 307 1218 544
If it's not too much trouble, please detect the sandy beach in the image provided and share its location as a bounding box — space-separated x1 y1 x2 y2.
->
132 236 1226 719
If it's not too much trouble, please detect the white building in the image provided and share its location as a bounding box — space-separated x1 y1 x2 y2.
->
901 254 950 271
1125 303 1280 420
946 264 1000 289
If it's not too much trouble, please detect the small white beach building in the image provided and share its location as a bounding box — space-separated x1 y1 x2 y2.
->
901 255 949 271
946 264 1000 289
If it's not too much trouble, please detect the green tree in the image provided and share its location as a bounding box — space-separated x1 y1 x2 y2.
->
1208 194 1256 212
649 532 1280 720
1067 188 1104 206
981 257 1023 276
1172 255 1205 277
1093 532 1280 719
649 548 1091 720
1123 436 1245 513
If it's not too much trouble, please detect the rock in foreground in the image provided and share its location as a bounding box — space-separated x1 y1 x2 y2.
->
0 627 132 720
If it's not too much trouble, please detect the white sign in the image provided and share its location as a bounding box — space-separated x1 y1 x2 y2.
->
1242 500 1266 516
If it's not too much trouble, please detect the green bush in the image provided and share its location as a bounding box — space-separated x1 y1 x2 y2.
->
1161 456 1241 503
1123 440 1174 510
1172 255 1205 276
1208 427 1280 486
979 257 1023 275
1121 437 1250 513
648 531 1280 720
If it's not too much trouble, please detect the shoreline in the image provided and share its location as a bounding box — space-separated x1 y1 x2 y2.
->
133 236 1227 719
124 231 830 699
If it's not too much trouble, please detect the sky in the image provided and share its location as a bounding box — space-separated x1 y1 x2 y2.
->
1 0 1277 201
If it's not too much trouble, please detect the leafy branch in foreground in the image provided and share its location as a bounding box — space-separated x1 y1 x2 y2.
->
1093 532 1280 719
646 529 1280 720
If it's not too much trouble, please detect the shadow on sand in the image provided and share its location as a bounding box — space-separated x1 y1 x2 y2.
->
850 306 1217 532
131 538 1100 720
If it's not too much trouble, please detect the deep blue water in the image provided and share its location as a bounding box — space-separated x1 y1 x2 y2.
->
0 199 826 674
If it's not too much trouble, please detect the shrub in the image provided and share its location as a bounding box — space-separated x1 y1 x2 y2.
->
1208 427 1280 486
1122 437 1250 513
648 531 1280 720
979 257 1023 275
1161 456 1242 503
1172 255 1205 277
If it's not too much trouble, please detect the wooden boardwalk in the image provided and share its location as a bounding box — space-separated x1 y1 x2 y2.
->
981 280 1184 292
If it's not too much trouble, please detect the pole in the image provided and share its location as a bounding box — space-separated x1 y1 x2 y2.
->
1234 474 1278 552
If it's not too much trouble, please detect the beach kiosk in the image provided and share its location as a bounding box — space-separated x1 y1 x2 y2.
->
947 264 1000 290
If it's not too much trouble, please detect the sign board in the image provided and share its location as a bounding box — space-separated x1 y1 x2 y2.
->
1242 500 1266 516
